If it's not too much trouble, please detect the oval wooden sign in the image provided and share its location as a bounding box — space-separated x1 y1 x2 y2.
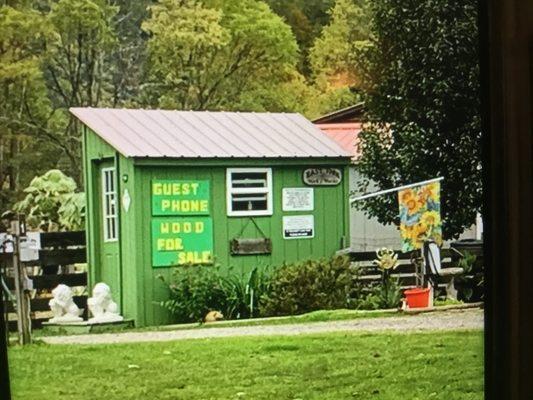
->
303 168 342 186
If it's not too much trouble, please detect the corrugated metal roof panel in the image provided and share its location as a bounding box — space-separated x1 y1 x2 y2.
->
315 122 362 160
70 108 351 159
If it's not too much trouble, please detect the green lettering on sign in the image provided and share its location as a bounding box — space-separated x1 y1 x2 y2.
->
152 180 210 216
152 217 213 267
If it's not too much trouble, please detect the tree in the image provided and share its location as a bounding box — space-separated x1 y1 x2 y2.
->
43 0 118 182
109 0 151 107
141 0 299 111
266 0 334 76
302 0 372 118
0 5 61 212
309 0 371 90
354 0 481 239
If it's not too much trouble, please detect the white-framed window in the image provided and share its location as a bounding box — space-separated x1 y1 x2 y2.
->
102 167 118 242
226 168 273 216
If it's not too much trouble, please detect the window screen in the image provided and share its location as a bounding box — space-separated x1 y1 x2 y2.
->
226 168 273 216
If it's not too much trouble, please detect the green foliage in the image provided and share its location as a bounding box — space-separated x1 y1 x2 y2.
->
57 192 85 231
259 255 403 316
1 0 120 209
259 256 357 317
309 0 371 88
44 0 118 179
0 5 59 212
266 0 335 75
455 251 483 302
9 332 484 400
358 273 402 310
220 266 271 319
161 255 406 322
159 265 270 323
354 0 482 239
142 0 299 111
0 0 371 209
13 169 85 230
159 265 229 323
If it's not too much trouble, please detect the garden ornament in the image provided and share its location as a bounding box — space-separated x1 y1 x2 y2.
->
87 282 123 323
203 310 224 323
48 284 83 323
373 248 399 270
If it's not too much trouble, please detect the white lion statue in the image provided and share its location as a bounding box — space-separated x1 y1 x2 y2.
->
49 284 83 323
87 282 123 323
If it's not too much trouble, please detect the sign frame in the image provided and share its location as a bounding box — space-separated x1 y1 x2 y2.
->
151 179 210 216
302 168 342 186
151 216 214 267
282 187 314 211
282 215 315 240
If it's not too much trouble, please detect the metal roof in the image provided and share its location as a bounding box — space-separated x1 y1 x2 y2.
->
70 108 351 159
315 122 362 160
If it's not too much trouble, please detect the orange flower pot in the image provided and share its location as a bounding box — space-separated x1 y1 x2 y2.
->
404 287 431 308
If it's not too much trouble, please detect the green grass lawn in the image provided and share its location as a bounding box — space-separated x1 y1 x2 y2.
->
8 330 483 400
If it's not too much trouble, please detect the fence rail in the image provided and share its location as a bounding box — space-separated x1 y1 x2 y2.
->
344 245 483 296
1 230 87 331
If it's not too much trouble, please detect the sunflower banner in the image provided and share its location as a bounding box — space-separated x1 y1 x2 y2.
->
398 181 442 252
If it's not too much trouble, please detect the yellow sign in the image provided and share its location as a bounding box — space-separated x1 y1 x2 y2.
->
152 180 210 216
151 217 213 267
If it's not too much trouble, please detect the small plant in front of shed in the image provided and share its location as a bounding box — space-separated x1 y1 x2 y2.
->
158 265 229 323
258 255 355 317
159 264 271 323
220 266 271 319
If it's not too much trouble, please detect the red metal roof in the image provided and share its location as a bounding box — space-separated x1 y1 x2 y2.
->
70 108 351 159
315 122 362 160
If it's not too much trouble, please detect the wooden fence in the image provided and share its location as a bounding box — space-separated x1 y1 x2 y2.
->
1 231 87 331
343 244 484 298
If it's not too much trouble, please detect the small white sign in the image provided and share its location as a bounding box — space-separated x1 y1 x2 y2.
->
20 237 39 262
282 188 314 211
0 233 14 253
283 215 314 239
27 232 41 250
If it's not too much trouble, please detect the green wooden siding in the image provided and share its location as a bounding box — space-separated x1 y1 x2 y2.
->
83 127 120 297
83 128 350 326
137 165 349 325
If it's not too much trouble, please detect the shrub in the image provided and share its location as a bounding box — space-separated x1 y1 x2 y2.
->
221 266 271 319
159 266 228 323
14 169 85 231
259 255 358 317
159 265 271 323
455 251 483 302
357 275 402 310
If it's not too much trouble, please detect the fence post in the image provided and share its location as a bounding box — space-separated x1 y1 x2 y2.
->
11 217 31 345
0 273 11 398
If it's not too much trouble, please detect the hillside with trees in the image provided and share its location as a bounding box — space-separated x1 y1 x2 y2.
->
0 0 481 238
0 0 364 212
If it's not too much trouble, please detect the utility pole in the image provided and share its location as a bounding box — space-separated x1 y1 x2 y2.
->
11 216 31 345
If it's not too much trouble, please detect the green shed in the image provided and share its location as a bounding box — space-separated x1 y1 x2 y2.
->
72 107 352 326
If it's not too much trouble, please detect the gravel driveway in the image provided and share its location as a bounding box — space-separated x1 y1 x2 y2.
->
41 308 483 345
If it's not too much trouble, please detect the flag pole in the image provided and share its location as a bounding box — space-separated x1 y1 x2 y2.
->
350 177 444 203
